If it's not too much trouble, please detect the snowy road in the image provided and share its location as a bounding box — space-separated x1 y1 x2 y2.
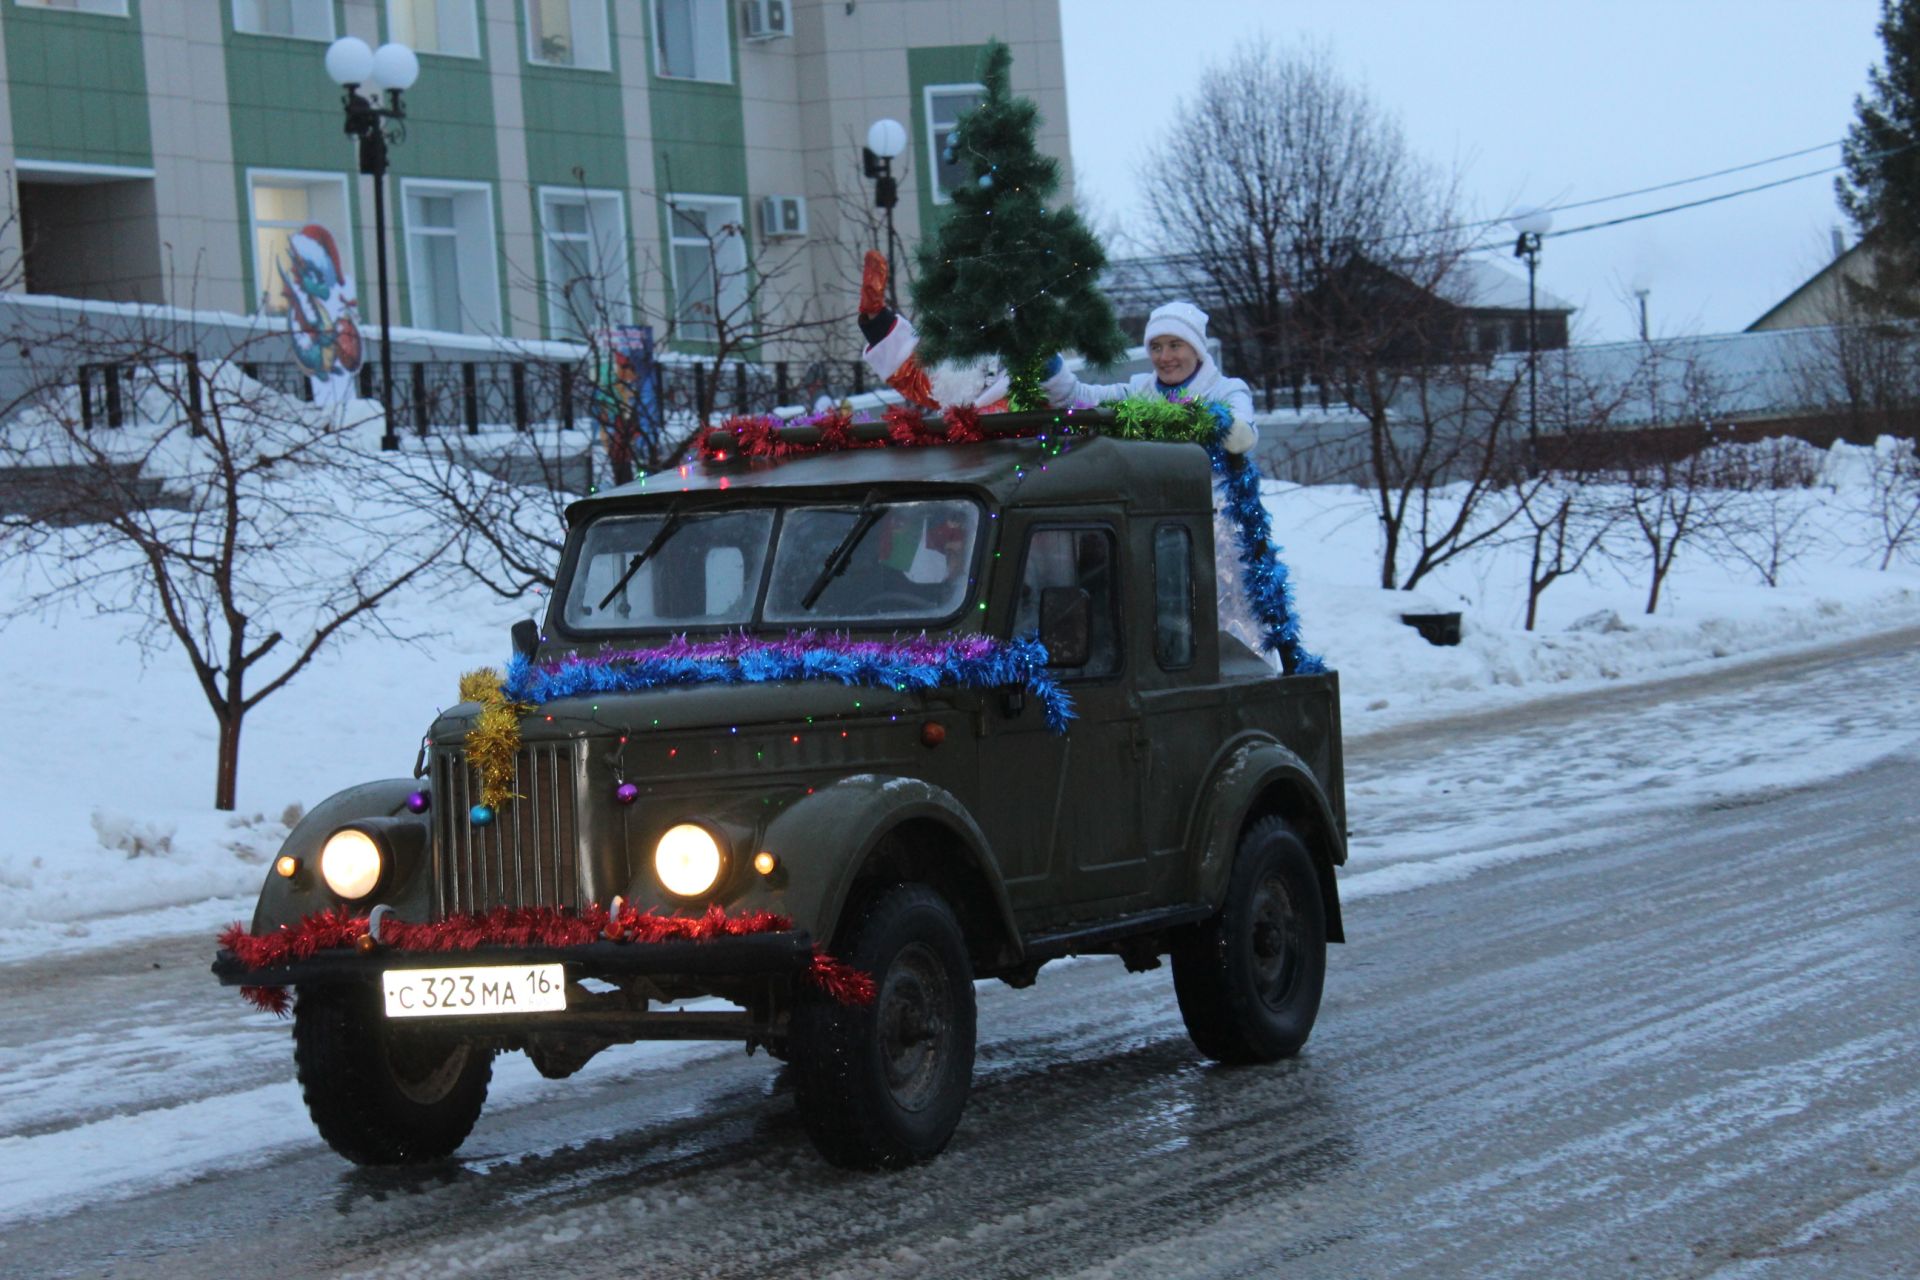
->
3 628 1917 1278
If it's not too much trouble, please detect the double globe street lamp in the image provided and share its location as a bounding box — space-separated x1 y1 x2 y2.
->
324 36 420 452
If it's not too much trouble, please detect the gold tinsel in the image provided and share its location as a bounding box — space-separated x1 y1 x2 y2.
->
458 667 529 810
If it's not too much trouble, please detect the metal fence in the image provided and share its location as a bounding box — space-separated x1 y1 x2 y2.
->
73 357 877 435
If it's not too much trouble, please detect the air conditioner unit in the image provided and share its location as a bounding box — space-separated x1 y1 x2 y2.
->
759 194 807 238
741 0 791 40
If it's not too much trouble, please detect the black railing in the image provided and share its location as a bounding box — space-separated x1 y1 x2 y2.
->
74 358 875 437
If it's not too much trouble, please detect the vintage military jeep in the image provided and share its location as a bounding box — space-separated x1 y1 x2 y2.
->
214 410 1345 1170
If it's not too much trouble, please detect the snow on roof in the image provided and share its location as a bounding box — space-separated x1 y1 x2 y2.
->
1439 258 1574 314
1489 325 1844 426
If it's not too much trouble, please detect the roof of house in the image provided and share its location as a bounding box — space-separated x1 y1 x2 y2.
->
1101 253 1573 318
1489 326 1837 426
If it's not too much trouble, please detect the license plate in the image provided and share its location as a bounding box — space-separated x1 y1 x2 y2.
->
383 964 567 1019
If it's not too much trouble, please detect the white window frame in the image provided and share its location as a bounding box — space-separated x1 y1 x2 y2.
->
231 0 336 40
539 186 631 340
400 178 501 335
12 1 130 16
245 168 354 318
924 82 986 206
665 194 747 344
650 0 731 85
525 0 611 71
386 0 481 59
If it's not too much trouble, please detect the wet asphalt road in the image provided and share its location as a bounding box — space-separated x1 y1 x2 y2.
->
3 634 1918 1279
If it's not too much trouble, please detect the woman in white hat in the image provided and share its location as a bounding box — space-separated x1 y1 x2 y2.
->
1043 300 1258 453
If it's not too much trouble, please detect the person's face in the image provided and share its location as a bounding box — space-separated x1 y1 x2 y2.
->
1149 335 1200 383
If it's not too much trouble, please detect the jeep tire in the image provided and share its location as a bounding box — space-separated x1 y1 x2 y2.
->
293 983 494 1165
790 884 977 1169
1172 816 1327 1063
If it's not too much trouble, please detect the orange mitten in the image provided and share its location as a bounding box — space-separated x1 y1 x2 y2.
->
859 250 888 320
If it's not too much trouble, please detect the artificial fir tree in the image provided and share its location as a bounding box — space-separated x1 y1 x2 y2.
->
1839 0 1920 316
909 40 1125 409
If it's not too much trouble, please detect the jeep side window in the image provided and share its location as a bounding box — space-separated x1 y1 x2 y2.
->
1013 527 1120 678
1154 523 1195 669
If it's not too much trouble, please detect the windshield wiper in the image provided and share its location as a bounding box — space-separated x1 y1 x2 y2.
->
800 490 887 611
597 507 687 610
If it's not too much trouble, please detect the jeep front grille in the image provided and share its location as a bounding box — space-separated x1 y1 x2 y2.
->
430 744 583 915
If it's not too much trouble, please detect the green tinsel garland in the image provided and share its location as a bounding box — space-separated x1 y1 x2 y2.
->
1105 395 1221 444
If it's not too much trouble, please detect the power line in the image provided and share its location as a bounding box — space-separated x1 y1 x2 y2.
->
1532 138 1842 218
1546 160 1853 239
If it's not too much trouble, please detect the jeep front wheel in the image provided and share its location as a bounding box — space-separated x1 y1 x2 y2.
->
292 983 495 1165
790 884 977 1168
1172 816 1327 1064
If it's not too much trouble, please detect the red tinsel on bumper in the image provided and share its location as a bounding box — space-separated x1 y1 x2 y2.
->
220 903 874 1008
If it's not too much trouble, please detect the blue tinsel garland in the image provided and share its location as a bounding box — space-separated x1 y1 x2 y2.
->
501 633 1075 732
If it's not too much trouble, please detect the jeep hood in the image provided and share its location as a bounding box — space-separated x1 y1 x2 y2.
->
432 679 931 744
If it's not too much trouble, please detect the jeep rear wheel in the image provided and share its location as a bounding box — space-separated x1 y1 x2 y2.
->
293 983 494 1165
1172 816 1327 1064
790 884 976 1169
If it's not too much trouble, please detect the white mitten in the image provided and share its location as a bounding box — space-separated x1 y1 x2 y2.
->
1223 419 1258 455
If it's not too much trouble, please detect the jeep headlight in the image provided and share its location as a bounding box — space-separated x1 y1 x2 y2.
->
319 827 385 901
655 823 725 898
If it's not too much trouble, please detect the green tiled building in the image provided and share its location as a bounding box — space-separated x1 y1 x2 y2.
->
0 0 1071 356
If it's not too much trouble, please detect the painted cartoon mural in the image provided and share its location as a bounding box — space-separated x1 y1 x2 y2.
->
277 223 365 405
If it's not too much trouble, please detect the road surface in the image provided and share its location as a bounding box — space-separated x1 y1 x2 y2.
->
2 629 1916 1278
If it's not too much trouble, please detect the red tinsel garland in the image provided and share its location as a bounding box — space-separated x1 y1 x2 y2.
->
220 903 874 1011
699 402 1016 464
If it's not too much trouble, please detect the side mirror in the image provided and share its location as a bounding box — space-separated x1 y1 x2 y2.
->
510 618 540 660
1038 587 1091 668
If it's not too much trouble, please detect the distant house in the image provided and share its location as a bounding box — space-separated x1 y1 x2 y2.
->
1747 237 1879 331
1101 251 1573 400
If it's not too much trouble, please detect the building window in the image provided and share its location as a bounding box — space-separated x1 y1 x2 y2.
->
1153 524 1194 669
924 83 985 205
652 0 730 83
527 0 610 70
666 196 747 343
247 172 352 317
232 0 334 39
541 188 630 340
388 0 479 57
402 180 500 334
13 1 129 15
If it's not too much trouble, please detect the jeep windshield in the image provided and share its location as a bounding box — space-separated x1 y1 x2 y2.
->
561 498 982 634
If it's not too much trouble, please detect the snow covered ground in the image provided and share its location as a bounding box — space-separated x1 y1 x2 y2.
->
1 437 1915 959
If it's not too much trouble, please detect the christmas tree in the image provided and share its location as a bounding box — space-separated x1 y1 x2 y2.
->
909 40 1125 410
1839 0 1920 316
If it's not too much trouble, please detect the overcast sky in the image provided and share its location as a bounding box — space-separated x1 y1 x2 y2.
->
1058 0 1886 343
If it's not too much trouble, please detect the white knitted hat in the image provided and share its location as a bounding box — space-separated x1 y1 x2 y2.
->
1143 301 1210 364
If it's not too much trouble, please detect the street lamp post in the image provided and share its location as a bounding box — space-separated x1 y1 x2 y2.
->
863 118 907 310
325 36 419 452
1509 206 1552 456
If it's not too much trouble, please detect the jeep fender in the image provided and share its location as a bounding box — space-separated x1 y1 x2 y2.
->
249 778 429 934
762 774 1022 964
1189 736 1346 943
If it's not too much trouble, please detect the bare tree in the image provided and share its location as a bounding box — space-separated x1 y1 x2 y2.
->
1781 282 1920 444
1138 39 1465 407
1608 359 1743 615
1860 436 1920 569
0 320 459 809
1701 437 1825 588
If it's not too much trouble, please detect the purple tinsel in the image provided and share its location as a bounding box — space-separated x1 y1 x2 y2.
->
501 631 1074 732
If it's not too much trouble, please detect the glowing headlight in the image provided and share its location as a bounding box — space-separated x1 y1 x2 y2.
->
319 827 385 900
655 823 724 898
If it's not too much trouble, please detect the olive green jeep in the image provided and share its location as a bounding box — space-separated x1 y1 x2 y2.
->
214 410 1345 1170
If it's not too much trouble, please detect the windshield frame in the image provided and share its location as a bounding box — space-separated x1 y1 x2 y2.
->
547 491 990 641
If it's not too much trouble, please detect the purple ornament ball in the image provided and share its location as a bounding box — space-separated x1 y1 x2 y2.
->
406 789 431 814
615 782 640 806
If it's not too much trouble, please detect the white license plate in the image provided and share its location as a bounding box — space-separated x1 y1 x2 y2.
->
383 964 567 1019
